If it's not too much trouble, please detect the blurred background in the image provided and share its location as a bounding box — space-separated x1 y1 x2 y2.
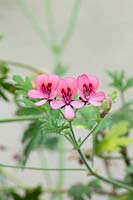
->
0 1 133 200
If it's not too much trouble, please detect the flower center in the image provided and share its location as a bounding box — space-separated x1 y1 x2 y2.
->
61 87 72 104
41 82 52 98
83 83 93 99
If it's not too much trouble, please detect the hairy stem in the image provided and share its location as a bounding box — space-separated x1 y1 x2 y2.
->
69 122 133 191
0 114 44 123
79 123 98 147
0 163 86 172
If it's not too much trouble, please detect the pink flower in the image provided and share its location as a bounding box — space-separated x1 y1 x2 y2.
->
50 77 84 119
77 74 105 106
28 74 60 106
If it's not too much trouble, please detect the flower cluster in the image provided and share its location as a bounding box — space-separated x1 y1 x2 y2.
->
28 74 105 119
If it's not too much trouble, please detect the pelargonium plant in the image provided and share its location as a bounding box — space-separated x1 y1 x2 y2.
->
0 1 133 199
0 68 133 200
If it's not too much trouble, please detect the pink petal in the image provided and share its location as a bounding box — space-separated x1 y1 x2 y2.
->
48 74 60 90
89 100 102 106
71 101 85 108
49 74 60 98
28 90 44 99
77 74 99 93
35 74 48 91
88 75 99 90
89 92 105 106
50 100 65 109
57 77 78 99
35 99 47 106
65 77 78 97
64 105 75 119
57 79 66 98
90 91 105 101
50 90 57 99
77 74 89 93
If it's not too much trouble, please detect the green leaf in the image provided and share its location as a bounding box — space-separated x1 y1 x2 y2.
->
68 180 101 200
96 121 133 154
13 75 32 91
107 70 133 92
14 90 34 107
16 107 43 116
124 170 133 187
127 166 133 174
109 91 117 102
113 192 133 200
0 64 16 101
87 179 101 189
0 64 9 75
2 82 16 93
124 77 133 91
21 120 51 165
21 110 69 165
0 89 9 101
73 105 97 129
110 101 133 128
68 183 91 200
10 186 42 200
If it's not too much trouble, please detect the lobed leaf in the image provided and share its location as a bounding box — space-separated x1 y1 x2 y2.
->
96 121 133 154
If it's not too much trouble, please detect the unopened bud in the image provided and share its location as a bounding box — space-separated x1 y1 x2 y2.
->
100 97 112 118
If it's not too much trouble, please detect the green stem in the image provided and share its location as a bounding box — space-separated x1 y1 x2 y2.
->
61 0 81 49
17 0 49 48
0 163 86 172
91 124 100 168
78 149 132 191
79 123 98 147
0 59 43 74
0 114 44 123
69 122 133 191
91 132 95 168
91 107 101 168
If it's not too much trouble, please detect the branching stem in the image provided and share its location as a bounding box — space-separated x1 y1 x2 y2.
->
69 122 133 191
